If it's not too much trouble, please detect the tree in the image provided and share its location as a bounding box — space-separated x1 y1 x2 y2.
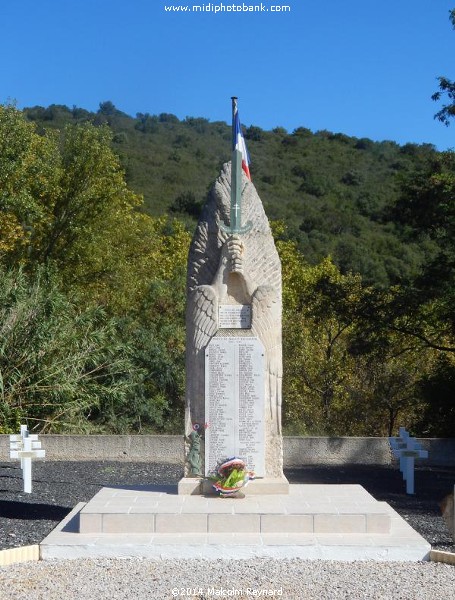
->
0 106 192 434
36 123 141 265
98 101 117 116
276 225 439 436
0 108 151 309
390 151 455 353
413 354 455 437
0 105 61 263
169 191 202 218
0 106 144 283
276 231 368 434
347 334 435 436
432 9 455 125
284 258 368 433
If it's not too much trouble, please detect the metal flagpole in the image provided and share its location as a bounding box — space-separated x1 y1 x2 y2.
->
220 97 252 235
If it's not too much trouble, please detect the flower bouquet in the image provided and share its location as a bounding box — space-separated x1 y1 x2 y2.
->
208 457 255 497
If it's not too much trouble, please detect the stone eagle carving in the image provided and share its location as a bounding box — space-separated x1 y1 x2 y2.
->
185 161 283 478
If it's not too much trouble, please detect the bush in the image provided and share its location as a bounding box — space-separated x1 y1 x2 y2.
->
0 266 140 433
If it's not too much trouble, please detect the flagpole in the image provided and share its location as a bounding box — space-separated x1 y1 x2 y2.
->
220 97 252 235
231 96 238 151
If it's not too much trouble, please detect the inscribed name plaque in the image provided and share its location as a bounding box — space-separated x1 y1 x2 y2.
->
205 336 265 476
218 305 252 329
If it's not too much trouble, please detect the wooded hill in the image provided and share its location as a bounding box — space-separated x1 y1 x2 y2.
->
0 102 453 438
24 101 440 288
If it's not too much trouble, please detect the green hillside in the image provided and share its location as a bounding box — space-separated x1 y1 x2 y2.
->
23 102 439 288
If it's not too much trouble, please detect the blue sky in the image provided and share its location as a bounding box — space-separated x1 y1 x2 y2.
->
1 0 454 149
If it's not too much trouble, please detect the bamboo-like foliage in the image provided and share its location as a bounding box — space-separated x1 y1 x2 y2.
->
0 266 140 433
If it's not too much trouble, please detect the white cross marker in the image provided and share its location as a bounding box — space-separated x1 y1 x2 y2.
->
9 426 45 494
389 427 428 494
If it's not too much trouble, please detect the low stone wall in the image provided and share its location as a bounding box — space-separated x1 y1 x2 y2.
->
415 438 455 467
284 436 394 466
285 436 455 467
1 435 454 466
0 434 183 464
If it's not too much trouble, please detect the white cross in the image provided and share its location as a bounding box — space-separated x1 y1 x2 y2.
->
389 427 428 494
9 425 45 494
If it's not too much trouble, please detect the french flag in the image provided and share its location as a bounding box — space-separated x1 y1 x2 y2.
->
232 99 251 180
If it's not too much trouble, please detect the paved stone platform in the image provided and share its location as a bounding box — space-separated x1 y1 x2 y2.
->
40 484 431 561
78 484 391 535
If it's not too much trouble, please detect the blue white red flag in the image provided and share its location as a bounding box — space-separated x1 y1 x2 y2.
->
232 100 251 180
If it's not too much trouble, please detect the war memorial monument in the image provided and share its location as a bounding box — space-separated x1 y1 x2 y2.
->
38 100 431 561
180 98 287 495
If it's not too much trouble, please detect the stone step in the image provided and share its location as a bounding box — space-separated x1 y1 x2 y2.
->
78 484 391 535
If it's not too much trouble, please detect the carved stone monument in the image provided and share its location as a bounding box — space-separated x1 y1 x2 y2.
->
179 153 288 494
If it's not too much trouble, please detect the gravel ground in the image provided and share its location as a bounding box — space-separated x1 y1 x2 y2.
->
1 557 455 600
0 462 454 600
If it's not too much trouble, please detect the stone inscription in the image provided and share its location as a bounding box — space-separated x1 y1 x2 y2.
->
205 336 265 476
218 305 252 329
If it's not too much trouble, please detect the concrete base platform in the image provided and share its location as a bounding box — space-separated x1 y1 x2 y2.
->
40 484 431 561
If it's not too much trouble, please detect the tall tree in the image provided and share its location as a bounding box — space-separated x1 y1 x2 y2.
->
277 229 439 436
0 105 60 263
0 106 191 433
432 9 455 125
391 151 455 353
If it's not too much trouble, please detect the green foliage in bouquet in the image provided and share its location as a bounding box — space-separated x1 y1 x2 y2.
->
218 468 245 489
